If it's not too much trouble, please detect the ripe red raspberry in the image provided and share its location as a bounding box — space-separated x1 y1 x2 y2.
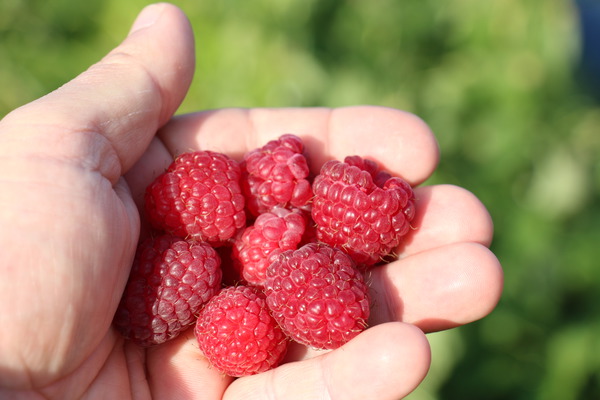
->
241 134 313 216
311 155 416 267
114 234 222 347
195 286 288 377
232 207 306 286
264 243 370 350
145 151 246 245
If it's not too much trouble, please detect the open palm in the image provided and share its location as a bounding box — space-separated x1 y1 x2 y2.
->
0 4 502 399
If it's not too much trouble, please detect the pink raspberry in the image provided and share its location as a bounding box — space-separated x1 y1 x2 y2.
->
114 234 222 347
311 155 416 267
241 134 313 216
232 207 306 286
145 151 246 245
264 243 370 350
195 286 288 377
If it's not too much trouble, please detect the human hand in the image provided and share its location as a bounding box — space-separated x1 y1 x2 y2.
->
0 3 502 399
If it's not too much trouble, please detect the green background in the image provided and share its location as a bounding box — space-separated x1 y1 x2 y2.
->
2 1 599 398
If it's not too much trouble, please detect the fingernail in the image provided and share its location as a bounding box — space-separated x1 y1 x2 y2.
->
129 3 166 34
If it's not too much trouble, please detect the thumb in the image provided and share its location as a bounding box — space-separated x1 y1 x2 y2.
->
0 2 195 181
0 3 194 389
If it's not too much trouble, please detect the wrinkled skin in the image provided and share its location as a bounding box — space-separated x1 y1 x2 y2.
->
0 3 503 399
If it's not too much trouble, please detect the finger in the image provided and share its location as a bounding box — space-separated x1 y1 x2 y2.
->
223 322 430 400
156 106 440 185
124 136 173 218
369 242 503 332
146 329 234 400
398 184 495 257
0 3 194 388
0 2 195 182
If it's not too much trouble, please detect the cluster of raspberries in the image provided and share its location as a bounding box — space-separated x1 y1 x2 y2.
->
113 134 416 377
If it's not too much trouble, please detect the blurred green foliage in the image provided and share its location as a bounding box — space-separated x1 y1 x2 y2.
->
2 0 599 398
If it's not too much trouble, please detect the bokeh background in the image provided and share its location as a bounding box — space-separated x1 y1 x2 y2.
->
1 0 599 398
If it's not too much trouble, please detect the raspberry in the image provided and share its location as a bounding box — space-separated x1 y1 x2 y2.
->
311 156 416 267
145 151 246 245
195 286 288 377
241 134 313 216
114 234 222 347
232 207 306 286
299 212 319 246
264 243 370 350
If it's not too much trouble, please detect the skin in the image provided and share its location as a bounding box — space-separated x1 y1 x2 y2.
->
0 3 503 400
